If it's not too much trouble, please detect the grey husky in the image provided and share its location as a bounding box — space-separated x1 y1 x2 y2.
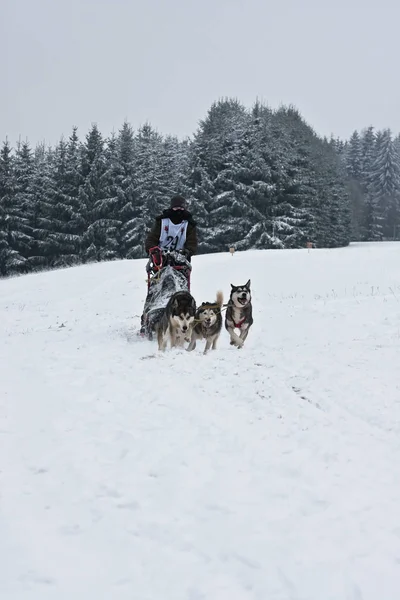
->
187 291 224 354
225 279 253 348
155 290 196 351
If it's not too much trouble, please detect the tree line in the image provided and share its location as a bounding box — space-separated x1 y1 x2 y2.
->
1 98 398 278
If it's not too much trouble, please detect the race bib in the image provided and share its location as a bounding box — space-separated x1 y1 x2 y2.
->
159 219 188 251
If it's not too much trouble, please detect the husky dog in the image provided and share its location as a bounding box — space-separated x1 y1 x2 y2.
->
187 291 224 354
225 279 253 348
155 290 196 351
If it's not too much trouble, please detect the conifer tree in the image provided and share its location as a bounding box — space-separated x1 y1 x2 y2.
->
0 140 25 274
369 129 400 239
78 124 108 261
116 121 137 258
9 140 35 269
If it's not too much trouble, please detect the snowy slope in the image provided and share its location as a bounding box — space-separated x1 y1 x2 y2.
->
1 242 400 600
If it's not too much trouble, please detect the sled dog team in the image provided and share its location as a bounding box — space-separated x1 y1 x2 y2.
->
155 279 253 354
143 194 253 353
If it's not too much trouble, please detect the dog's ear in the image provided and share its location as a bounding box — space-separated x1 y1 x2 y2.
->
245 279 251 289
230 284 236 290
173 298 178 309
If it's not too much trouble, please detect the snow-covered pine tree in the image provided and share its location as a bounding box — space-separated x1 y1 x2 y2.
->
392 134 400 239
45 136 75 266
188 98 259 252
0 141 11 275
357 126 380 240
330 136 347 157
316 139 351 247
115 121 137 258
364 129 385 241
229 103 279 250
271 107 316 248
360 126 376 192
345 131 362 180
129 123 166 257
368 129 400 240
185 147 214 252
25 142 57 270
8 140 35 270
78 124 108 261
92 132 123 261
393 134 400 164
36 127 85 268
51 127 86 265
342 131 364 240
0 140 25 275
162 135 190 198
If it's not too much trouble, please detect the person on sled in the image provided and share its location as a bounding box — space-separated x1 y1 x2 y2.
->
144 194 197 259
139 195 197 336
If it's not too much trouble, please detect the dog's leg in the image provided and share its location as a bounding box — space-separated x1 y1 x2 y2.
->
156 327 162 351
237 325 251 348
185 322 196 346
187 331 197 352
239 326 250 344
169 326 177 348
176 333 185 348
212 334 219 350
157 328 167 352
203 337 214 355
226 326 244 347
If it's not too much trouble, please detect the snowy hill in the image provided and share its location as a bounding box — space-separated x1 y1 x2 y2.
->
1 242 400 600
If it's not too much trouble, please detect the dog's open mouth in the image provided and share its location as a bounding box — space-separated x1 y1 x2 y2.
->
238 297 248 305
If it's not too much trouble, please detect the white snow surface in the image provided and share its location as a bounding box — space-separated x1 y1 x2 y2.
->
1 242 400 600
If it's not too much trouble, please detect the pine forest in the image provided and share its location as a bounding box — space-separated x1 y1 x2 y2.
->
1 98 399 278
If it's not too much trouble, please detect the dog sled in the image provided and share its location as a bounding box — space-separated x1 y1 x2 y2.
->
139 246 192 340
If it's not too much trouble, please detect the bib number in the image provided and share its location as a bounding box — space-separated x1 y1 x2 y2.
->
165 235 180 250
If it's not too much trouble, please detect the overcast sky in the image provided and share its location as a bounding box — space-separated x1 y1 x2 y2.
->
2 0 400 148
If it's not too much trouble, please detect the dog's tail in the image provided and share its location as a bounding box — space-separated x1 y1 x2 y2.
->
216 290 224 308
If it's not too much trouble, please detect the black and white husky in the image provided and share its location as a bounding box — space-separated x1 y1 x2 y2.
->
225 279 253 348
187 291 224 354
155 290 196 351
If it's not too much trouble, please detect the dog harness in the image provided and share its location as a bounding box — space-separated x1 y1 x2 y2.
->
159 219 188 251
232 316 246 329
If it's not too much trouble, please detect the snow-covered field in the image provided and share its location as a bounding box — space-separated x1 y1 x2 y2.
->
1 242 400 600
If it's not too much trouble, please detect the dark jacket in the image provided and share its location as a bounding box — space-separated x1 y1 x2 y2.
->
145 209 198 256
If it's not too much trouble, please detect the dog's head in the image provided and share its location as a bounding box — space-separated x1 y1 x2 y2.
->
170 312 195 334
170 293 196 334
197 302 220 329
230 279 251 308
